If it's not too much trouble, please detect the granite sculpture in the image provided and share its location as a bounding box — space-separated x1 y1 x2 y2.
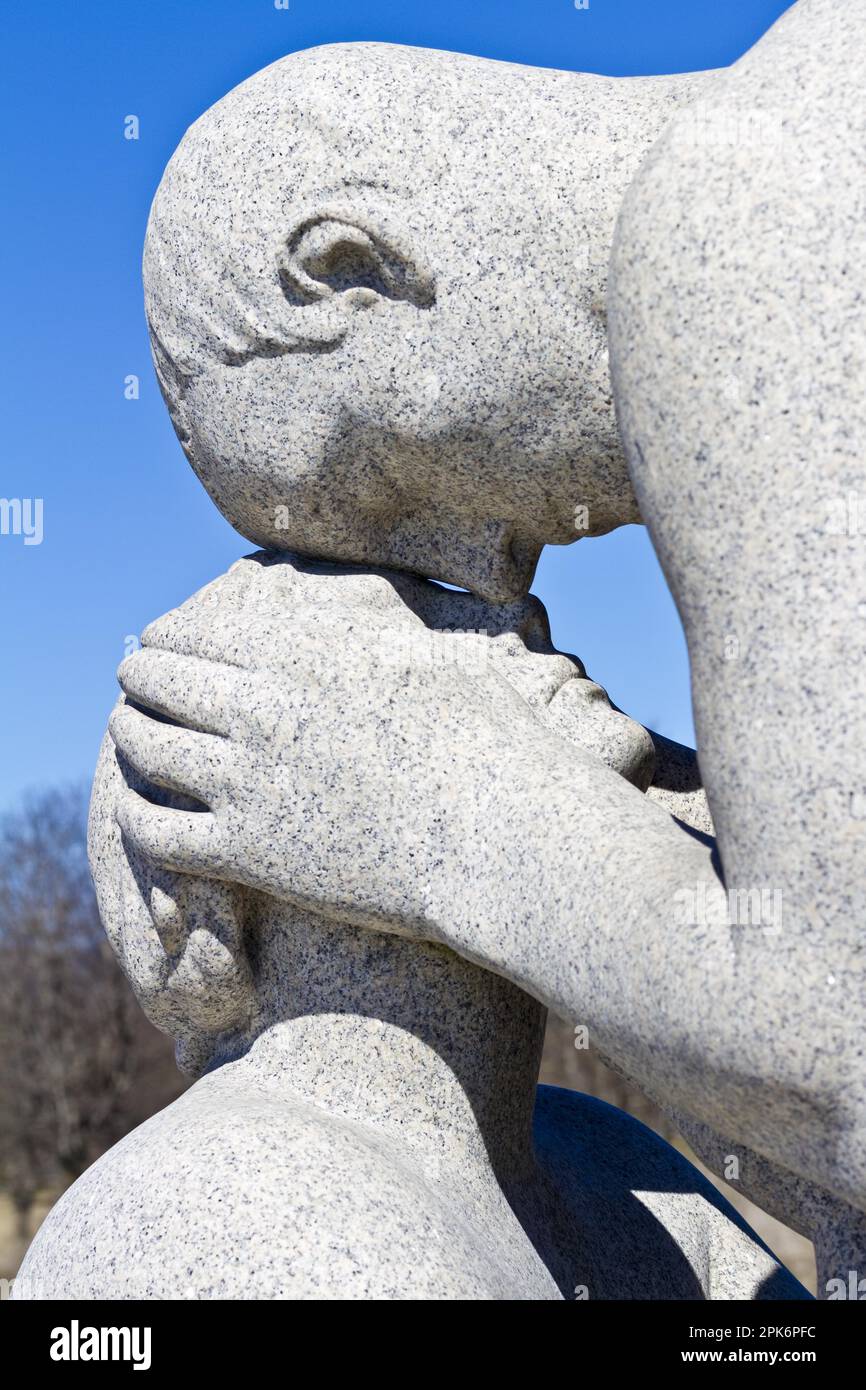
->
19 0 863 1298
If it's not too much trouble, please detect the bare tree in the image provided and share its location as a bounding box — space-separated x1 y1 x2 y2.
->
0 784 184 1244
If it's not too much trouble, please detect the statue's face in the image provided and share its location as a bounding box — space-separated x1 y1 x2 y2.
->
148 45 664 599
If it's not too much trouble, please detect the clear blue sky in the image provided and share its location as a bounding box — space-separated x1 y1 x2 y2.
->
1 0 793 812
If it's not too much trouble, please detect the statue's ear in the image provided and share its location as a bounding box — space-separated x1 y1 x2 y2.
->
277 209 436 314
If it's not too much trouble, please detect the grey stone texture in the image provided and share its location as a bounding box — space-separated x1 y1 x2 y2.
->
24 557 804 1300
608 0 866 1290
19 3 864 1298
142 41 706 604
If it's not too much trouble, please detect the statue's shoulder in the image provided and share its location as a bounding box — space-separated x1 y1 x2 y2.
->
18 1078 556 1300
16 1081 428 1298
533 1085 810 1300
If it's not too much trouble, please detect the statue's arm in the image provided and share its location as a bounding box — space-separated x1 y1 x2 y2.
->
610 0 866 924
604 0 866 1214
108 563 863 1233
106 643 761 1144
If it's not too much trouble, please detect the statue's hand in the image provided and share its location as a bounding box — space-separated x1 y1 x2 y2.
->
89 724 255 1073
109 584 556 943
97 552 661 1056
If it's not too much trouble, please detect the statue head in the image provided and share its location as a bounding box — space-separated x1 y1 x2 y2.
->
143 42 680 601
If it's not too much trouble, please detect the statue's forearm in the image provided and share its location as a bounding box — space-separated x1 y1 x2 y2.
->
433 731 863 1210
440 742 733 1100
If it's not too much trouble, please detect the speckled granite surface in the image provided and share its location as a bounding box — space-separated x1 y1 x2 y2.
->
18 554 804 1300
608 0 866 1290
143 41 707 604
17 7 862 1299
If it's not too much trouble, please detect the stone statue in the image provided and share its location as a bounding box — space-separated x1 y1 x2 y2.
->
20 1 863 1297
